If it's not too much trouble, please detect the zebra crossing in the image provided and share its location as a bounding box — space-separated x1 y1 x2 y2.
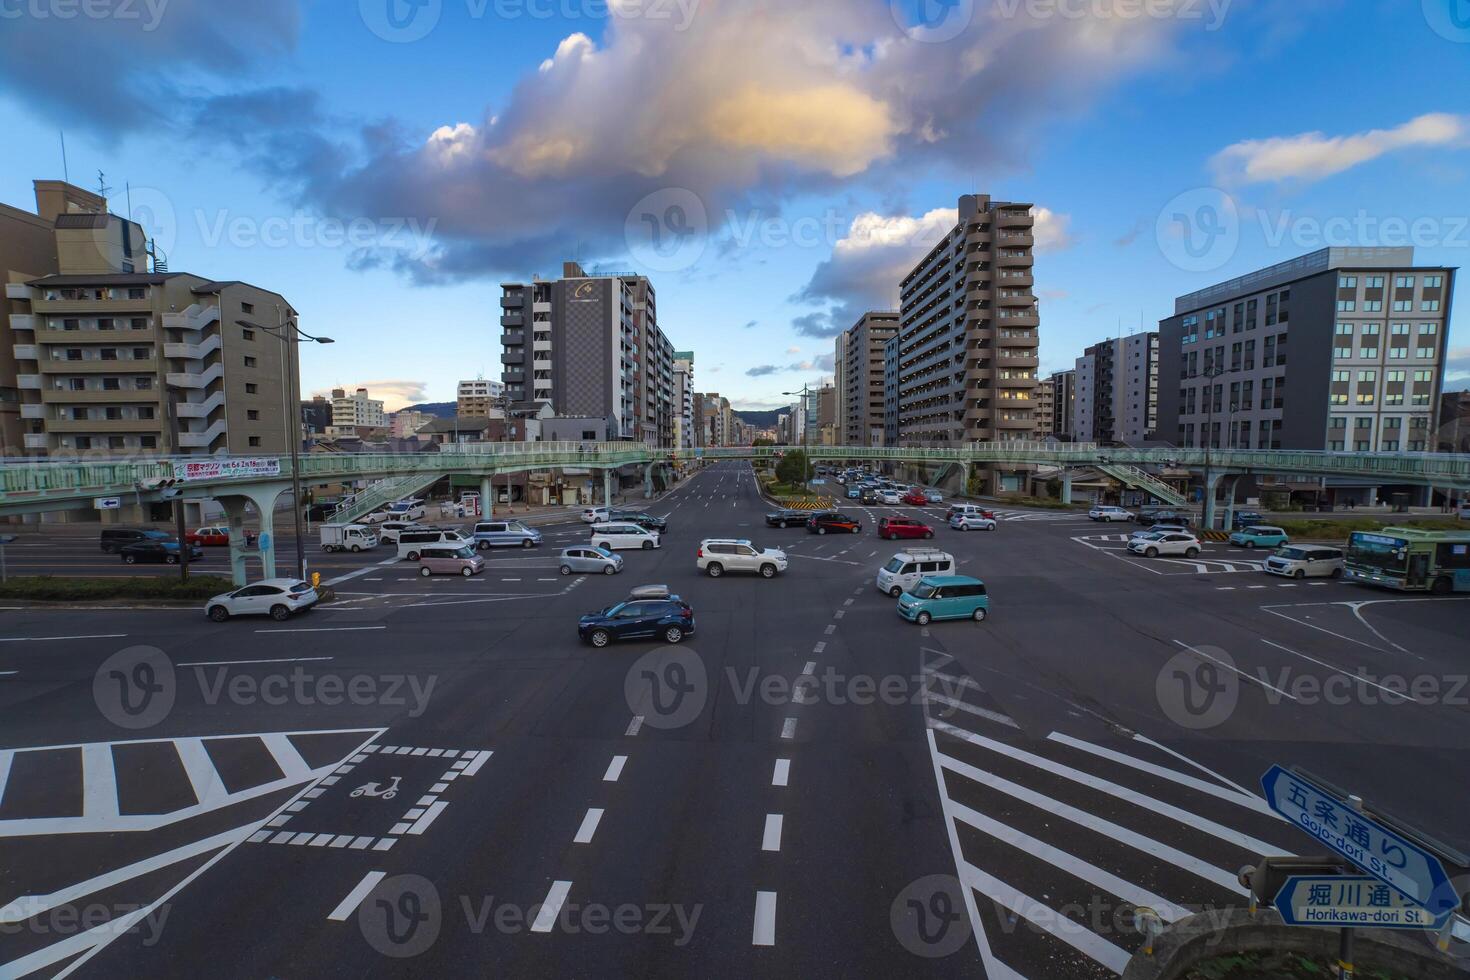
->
918 649 1297 977
1072 533 1268 575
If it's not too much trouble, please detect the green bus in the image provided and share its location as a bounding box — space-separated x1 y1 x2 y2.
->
1344 528 1470 594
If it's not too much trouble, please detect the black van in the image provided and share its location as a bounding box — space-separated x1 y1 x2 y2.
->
101 528 168 553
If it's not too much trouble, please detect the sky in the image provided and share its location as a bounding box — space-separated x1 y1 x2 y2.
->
2 0 1468 412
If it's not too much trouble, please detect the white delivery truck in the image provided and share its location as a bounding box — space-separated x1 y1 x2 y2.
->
320 523 379 553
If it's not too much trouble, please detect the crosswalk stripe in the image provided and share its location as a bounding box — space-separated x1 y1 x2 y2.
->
175 738 228 807
260 734 312 782
80 744 119 820
1046 732 1275 816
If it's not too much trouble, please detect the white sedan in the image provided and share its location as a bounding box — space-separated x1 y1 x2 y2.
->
877 490 903 505
1089 505 1132 522
205 578 320 622
1127 532 1201 558
949 514 997 531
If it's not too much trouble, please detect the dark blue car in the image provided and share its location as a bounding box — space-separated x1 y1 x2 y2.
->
578 597 695 647
120 536 205 565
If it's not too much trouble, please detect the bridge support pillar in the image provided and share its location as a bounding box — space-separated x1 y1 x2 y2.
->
481 476 494 519
1221 474 1244 532
216 481 289 585
219 495 253 587
1060 471 1073 505
1201 470 1225 530
604 468 614 507
643 463 655 499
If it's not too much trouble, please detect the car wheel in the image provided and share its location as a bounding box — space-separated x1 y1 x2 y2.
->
166 554 180 564
889 586 903 598
1330 567 1343 579
664 626 684 644
560 565 572 576
406 551 420 561
780 521 788 529
522 539 534 549
642 540 653 550
123 554 137 564
916 611 932 626
1145 547 1159 558
478 541 492 551
1293 568 1306 579
760 564 776 578
851 526 860 534
707 562 724 578
350 544 361 553
207 605 229 623
1185 547 1200 558
1244 541 1256 549
269 605 291 621
589 629 611 648
419 566 431 577
460 566 474 577
972 608 987 622
924 531 934 539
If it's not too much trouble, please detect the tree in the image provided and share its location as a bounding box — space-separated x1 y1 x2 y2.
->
753 437 775 447
775 448 813 488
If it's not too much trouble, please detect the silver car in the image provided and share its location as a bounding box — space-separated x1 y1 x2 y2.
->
559 546 624 576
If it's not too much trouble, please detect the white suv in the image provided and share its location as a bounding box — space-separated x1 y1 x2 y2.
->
1089 505 1132 522
697 539 788 578
1127 531 1201 558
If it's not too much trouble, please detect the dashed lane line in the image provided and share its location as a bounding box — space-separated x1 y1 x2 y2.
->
328 871 386 922
752 891 778 946
531 881 573 933
761 813 784 852
772 759 790 787
0 633 127 643
626 716 644 736
603 756 627 782
253 626 387 634
178 657 333 667
573 808 604 844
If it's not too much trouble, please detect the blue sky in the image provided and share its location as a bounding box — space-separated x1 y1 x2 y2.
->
2 0 1467 411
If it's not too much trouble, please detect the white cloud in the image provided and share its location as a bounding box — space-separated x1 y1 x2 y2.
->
1211 113 1469 185
786 346 802 354
1032 207 1075 252
310 380 430 413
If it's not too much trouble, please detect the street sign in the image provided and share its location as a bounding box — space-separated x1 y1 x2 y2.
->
257 533 272 553
1274 875 1449 930
94 497 121 510
1261 765 1456 917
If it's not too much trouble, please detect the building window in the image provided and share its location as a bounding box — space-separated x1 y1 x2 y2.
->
102 378 120 391
242 329 255 341
135 377 152 390
1424 274 1442 288
1362 300 1382 312
1393 300 1413 312
1421 300 1440 312
246 383 258 394
140 435 156 449
139 406 155 420
1416 346 1436 359
101 349 118 361
1337 300 1355 312
133 348 149 360
68 378 86 391
247 409 259 420
243 355 257 368
248 436 262 447
242 302 255 314
1395 275 1415 288
1339 275 1357 288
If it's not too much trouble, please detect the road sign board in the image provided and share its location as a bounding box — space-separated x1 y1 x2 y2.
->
94 497 121 510
1275 875 1449 930
257 532 272 553
1261 766 1456 916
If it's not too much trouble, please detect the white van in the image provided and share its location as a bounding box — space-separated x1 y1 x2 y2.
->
875 548 956 598
397 528 471 560
1263 546 1344 579
590 522 661 551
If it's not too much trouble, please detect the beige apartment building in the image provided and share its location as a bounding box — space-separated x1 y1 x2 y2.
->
836 310 899 446
4 179 297 457
457 377 503 417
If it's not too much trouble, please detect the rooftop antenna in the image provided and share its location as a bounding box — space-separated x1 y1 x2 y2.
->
96 170 112 205
126 182 133 220
59 131 70 185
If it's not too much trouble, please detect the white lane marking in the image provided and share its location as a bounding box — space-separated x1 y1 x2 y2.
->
0 633 127 643
761 813 784 852
80 744 118 819
574 808 604 844
178 657 333 667
626 715 644 736
462 750 493 775
252 626 386 634
812 641 826 654
780 718 797 739
924 691 1019 729
802 661 816 675
1048 732 1273 815
0 751 10 807
407 801 448 835
1259 638 1414 702
174 737 227 807
531 880 573 933
0 671 16 677
1172 639 1299 701
328 871 386 921
843 598 854 606
772 759 790 787
603 755 627 782
823 624 835 635
752 891 777 946
833 610 844 619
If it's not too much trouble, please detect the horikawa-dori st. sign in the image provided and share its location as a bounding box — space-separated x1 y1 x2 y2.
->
175 458 283 482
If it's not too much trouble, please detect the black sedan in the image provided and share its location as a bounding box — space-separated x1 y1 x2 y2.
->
119 539 205 565
608 510 669 533
578 596 695 648
765 508 812 528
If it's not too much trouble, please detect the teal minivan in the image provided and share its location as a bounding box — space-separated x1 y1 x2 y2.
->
897 575 989 624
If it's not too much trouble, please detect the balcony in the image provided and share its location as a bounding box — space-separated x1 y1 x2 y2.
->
12 344 38 360
46 357 156 373
33 296 152 315
42 387 156 404
996 312 1040 328
175 391 226 418
163 334 221 359
996 210 1033 230
996 290 1034 307
532 302 551 314
166 362 225 389
9 314 37 331
504 370 527 385
995 374 1037 388
46 417 161 434
6 283 32 301
501 294 524 309
996 252 1033 268
997 232 1034 248
178 419 228 447
964 367 992 386
23 433 47 449
995 415 1035 430
500 313 525 328
965 228 992 247
997 271 1033 288
501 350 525 366
18 374 42 390
20 403 44 419
162 304 220 332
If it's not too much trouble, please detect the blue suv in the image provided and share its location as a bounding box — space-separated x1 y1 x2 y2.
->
579 594 695 647
897 575 989 625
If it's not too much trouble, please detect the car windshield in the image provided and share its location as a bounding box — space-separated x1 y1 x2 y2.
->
453 546 476 558
1276 548 1308 560
883 557 905 573
910 582 939 599
1346 537 1409 573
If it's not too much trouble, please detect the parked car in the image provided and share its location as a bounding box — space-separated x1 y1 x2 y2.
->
876 548 956 598
589 521 661 551
902 489 929 506
581 506 611 524
418 545 485 577
185 526 231 547
101 528 167 554
320 523 379 552
559 546 623 576
1127 531 1201 558
1089 505 1133 522
949 513 997 532
1228 525 1290 549
923 489 944 504
765 508 812 528
697 538 787 578
1230 510 1266 530
205 578 319 622
397 528 472 560
896 575 990 625
120 538 204 565
1134 509 1193 526
879 517 934 540
808 512 862 535
579 594 696 647
472 520 542 550
1264 546 1344 579
1129 523 1190 540
947 504 995 523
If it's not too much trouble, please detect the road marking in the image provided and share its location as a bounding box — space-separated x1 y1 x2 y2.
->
802 661 816 674
328 871 386 921
752 891 777 946
0 671 16 676
0 752 11 814
812 641 826 654
0 633 126 643
178 656 333 667
762 813 784 852
843 598 854 606
1048 732 1272 815
407 801 449 835
772 759 790 787
604 755 627 782
1172 639 1299 701
823 624 835 635
531 880 573 933
252 626 386 634
574 808 604 844
780 718 797 739
462 750 493 775
1259 638 1413 703
625 715 644 736
833 610 844 619
924 691 1019 729
80 744 118 819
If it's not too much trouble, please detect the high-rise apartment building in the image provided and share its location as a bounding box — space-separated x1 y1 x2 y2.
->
896 194 1040 451
499 262 676 446
1072 332 1159 444
457 377 504 417
837 311 899 446
5 179 297 456
1034 380 1055 439
1158 247 1454 454
833 331 848 444
698 392 730 447
331 387 386 429
1049 369 1076 440
674 351 695 451
883 334 899 447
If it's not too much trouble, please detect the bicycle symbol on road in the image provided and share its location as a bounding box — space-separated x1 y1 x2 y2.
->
350 776 402 801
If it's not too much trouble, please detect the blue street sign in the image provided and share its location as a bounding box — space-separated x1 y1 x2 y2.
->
1274 875 1449 930
1261 766 1456 917
257 532 272 553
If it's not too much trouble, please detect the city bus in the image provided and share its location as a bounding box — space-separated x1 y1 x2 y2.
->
1344 528 1470 594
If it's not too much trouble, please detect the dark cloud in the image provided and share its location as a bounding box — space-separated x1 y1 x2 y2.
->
792 311 839 338
746 365 780 377
744 320 758 329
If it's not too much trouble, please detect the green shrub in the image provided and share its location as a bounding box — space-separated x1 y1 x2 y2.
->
0 575 236 601
1272 516 1466 540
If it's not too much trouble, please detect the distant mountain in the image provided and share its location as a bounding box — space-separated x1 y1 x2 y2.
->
732 409 783 428
401 402 458 418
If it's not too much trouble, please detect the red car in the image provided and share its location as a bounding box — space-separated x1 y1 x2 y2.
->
879 517 934 541
901 489 929 506
185 526 231 546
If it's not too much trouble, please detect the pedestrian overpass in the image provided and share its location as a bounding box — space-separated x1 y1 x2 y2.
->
3 441 1468 583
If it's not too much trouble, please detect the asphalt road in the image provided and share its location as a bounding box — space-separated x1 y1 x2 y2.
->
1 462 1467 978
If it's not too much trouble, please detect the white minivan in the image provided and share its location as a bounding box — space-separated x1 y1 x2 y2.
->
875 548 956 598
397 528 471 560
590 522 661 551
1263 546 1344 579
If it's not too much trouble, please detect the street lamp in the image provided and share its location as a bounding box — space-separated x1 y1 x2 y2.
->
237 311 334 579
